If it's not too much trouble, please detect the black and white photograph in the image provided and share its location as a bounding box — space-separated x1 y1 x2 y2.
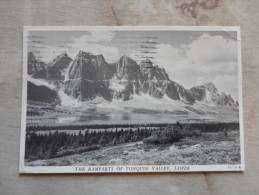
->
19 26 244 173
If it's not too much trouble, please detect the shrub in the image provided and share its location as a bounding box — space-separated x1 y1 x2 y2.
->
143 125 183 144
53 146 100 158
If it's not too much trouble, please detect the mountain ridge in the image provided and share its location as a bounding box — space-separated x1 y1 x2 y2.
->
27 51 238 107
47 52 72 81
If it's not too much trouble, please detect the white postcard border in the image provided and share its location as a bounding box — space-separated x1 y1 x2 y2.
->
19 26 244 174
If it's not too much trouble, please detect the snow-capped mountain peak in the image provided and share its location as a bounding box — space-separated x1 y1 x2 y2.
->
190 83 238 107
27 51 238 108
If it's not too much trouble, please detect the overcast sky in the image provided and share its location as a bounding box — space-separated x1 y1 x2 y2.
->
28 29 239 100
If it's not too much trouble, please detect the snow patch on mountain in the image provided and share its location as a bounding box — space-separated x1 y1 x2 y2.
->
58 91 83 107
109 76 125 91
203 89 218 106
28 75 55 90
27 51 238 114
108 93 188 112
64 61 74 81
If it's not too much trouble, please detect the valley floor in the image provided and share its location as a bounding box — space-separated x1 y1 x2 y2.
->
26 131 240 166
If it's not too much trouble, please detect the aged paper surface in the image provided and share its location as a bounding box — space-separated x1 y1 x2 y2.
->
1 0 259 194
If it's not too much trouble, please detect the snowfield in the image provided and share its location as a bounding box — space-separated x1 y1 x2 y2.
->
58 91 83 108
27 76 239 126
28 76 56 89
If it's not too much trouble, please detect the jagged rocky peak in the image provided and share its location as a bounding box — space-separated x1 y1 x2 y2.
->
139 59 194 104
140 59 154 80
163 81 195 104
203 82 218 93
140 59 153 68
68 50 102 80
75 50 104 62
48 52 72 67
76 51 106 68
28 52 36 62
27 81 60 106
56 50 237 106
116 55 143 81
109 55 143 101
216 92 237 106
27 52 47 79
63 50 114 101
78 50 92 57
189 85 206 101
76 50 94 60
95 54 105 65
140 59 170 81
94 54 116 80
47 52 72 81
68 50 115 81
190 82 238 107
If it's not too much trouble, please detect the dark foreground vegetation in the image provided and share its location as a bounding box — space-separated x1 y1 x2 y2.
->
26 123 170 131
25 122 239 162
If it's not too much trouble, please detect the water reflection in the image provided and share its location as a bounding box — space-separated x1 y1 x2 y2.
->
79 114 110 122
121 112 130 120
27 105 239 126
56 110 183 125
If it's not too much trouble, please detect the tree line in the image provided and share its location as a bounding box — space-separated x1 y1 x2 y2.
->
26 122 239 132
25 122 239 161
25 127 155 161
183 122 239 132
26 123 170 131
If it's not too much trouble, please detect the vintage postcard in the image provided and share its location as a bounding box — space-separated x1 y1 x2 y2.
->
20 26 244 173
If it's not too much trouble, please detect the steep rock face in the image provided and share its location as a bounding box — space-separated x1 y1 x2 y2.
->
116 55 143 81
46 52 72 81
64 51 113 100
204 82 218 93
27 81 60 105
58 51 237 107
140 59 169 81
140 60 194 104
163 81 195 104
140 60 168 99
215 93 237 106
112 81 141 101
96 55 116 80
68 51 115 81
141 80 164 99
189 86 206 101
27 52 47 79
64 79 111 101
110 56 144 100
63 52 196 104
190 82 238 106
141 79 195 104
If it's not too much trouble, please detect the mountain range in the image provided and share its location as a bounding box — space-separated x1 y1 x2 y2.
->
27 51 238 107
